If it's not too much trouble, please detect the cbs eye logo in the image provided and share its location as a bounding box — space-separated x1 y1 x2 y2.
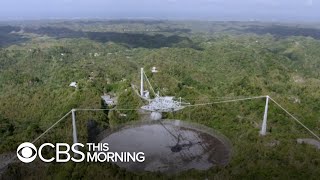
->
17 142 37 163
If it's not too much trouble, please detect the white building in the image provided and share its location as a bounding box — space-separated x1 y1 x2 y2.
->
101 94 117 106
69 82 78 88
151 67 158 73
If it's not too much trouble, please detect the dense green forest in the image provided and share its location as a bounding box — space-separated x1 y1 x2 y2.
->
0 20 320 179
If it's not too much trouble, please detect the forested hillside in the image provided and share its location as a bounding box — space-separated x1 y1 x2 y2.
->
0 20 320 179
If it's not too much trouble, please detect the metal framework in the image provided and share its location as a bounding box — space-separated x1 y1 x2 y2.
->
138 68 189 113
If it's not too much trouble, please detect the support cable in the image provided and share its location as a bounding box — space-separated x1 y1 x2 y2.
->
75 108 141 111
143 71 157 96
269 97 320 141
186 96 267 107
32 110 72 144
1 110 72 169
183 95 265 100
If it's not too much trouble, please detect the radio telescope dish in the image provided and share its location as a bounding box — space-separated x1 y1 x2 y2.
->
99 120 232 174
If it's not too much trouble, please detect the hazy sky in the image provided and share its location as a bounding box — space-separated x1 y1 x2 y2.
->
0 0 319 21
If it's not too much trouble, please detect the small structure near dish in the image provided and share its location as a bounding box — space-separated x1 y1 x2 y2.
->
151 67 158 73
101 94 117 106
69 82 78 88
99 120 232 174
119 113 127 117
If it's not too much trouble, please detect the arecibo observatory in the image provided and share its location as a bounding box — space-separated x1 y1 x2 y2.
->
0 0 320 179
